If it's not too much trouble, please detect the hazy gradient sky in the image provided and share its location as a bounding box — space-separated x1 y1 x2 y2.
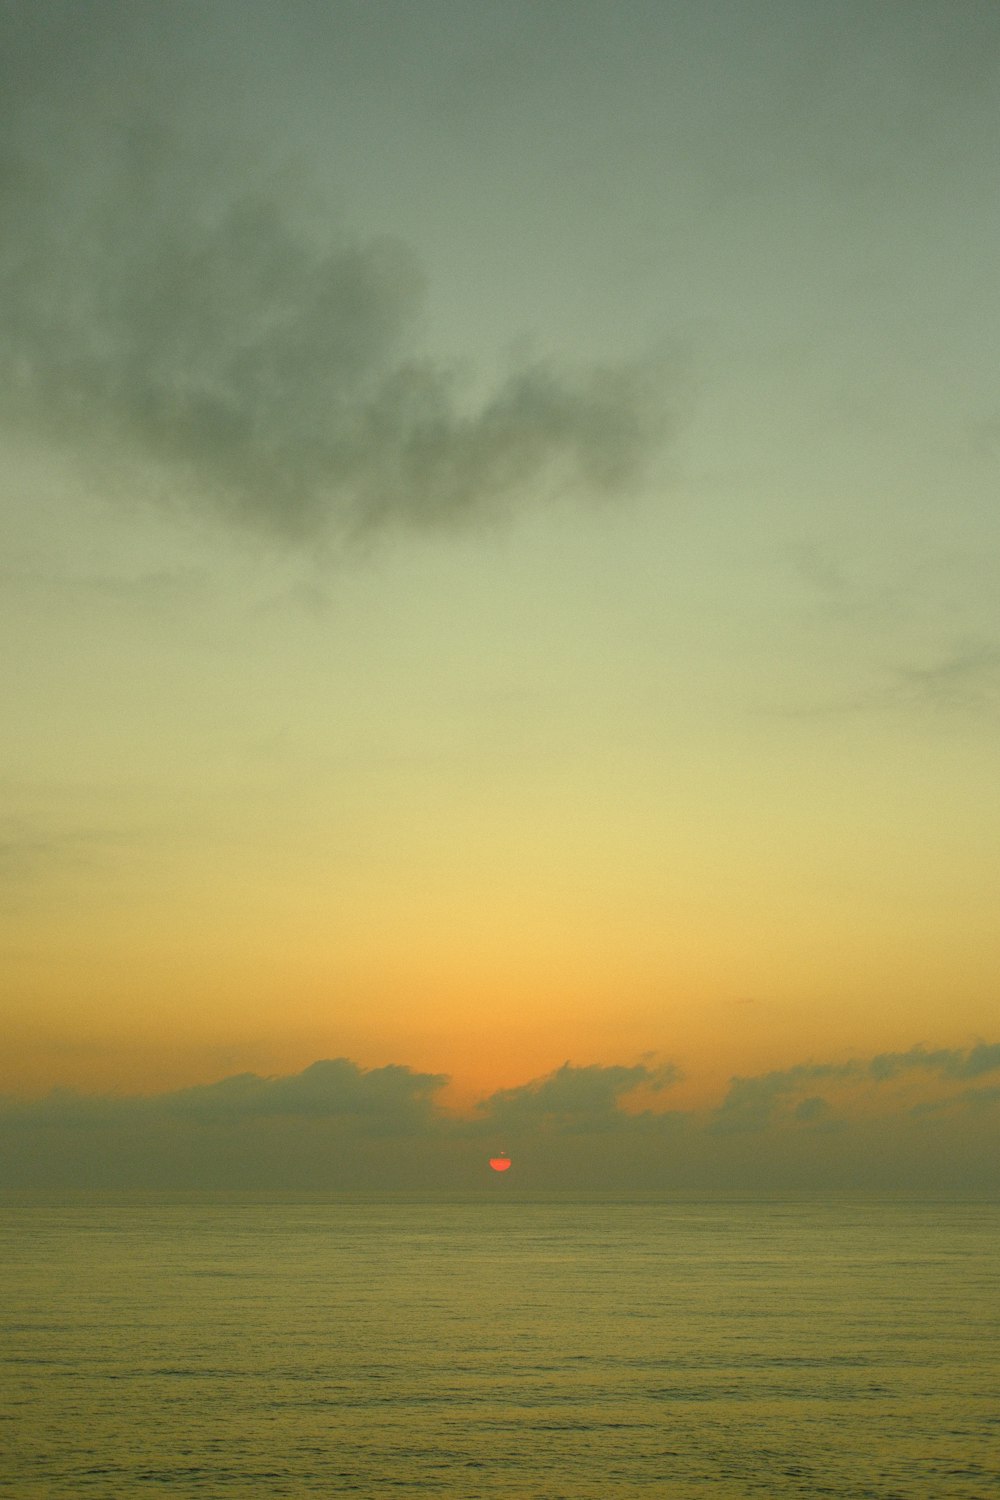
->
2 0 999 1189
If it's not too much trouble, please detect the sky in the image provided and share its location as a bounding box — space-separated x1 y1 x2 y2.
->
2 0 999 1191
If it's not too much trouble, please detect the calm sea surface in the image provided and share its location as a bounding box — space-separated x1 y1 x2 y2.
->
2 1198 998 1498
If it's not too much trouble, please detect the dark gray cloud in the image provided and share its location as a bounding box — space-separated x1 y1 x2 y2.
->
869 1041 1000 1083
0 1058 447 1135
162 1058 447 1131
955 1082 1000 1110
709 1062 858 1135
0 1056 684 1191
0 1058 686 1145
1 1046 999 1191
710 1042 1000 1136
0 57 673 543
793 1095 834 1126
474 1060 683 1136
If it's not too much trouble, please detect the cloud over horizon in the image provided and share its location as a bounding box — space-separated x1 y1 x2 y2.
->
0 1058 448 1132
2 1045 998 1192
474 1060 683 1135
709 1042 1000 1135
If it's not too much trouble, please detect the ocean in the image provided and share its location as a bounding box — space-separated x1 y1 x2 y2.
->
2 1197 998 1497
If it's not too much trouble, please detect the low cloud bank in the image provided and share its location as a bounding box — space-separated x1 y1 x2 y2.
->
709 1042 1000 1135
1 1058 446 1135
162 1059 446 1131
474 1060 683 1135
869 1041 1000 1082
1 1046 998 1192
